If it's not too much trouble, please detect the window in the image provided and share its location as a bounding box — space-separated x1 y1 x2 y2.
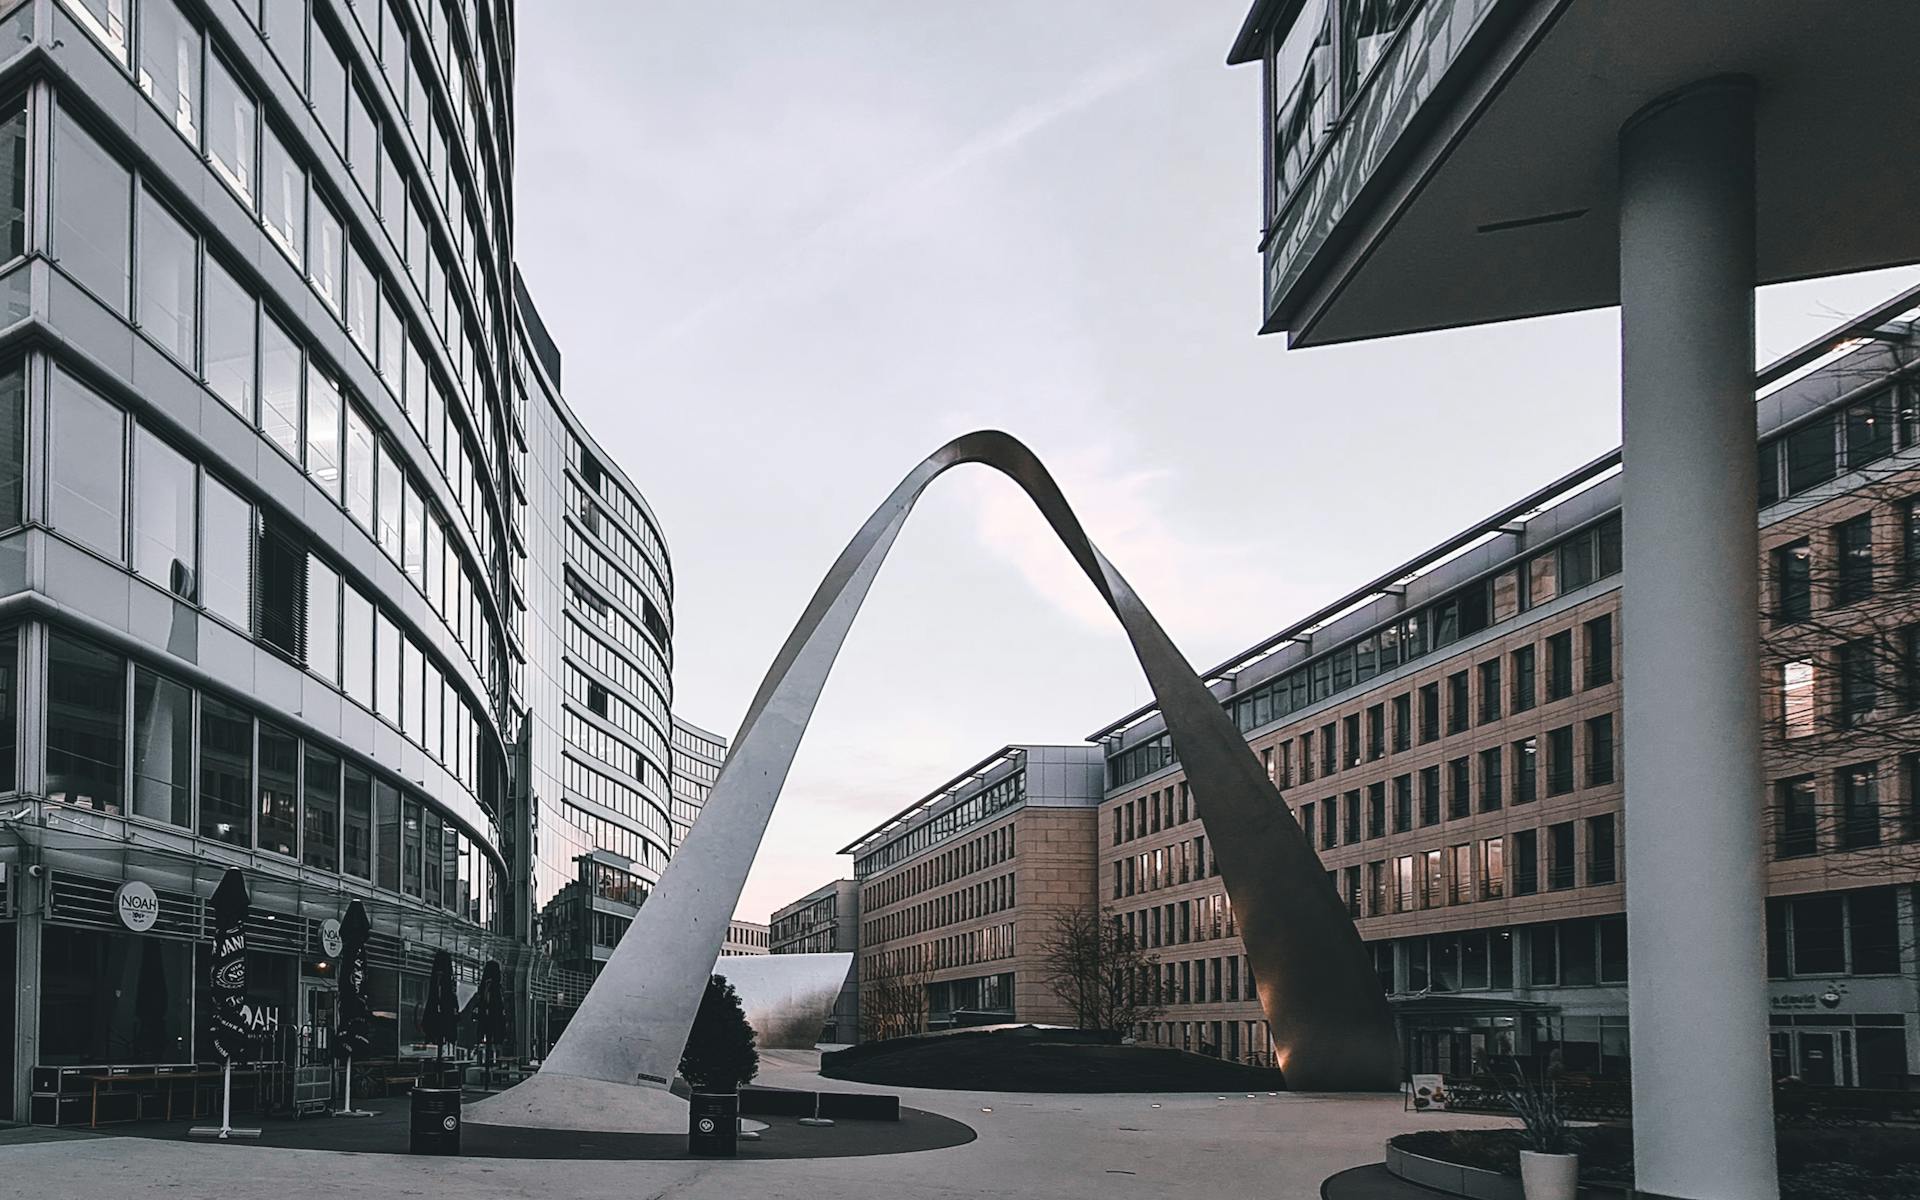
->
1546 631 1573 700
257 721 298 857
1448 844 1472 904
1587 813 1616 885
1835 515 1874 606
136 190 196 364
133 428 196 600
1447 756 1470 819
345 239 373 349
261 0 307 85
305 554 339 684
1478 660 1501 724
1547 823 1574 890
1343 712 1361 768
1774 541 1812 622
138 0 200 142
1478 746 1502 812
1584 615 1613 687
1366 704 1384 760
303 745 340 871
375 779 400 892
1791 894 1845 975
348 84 379 200
1838 637 1878 727
378 287 403 391
1585 714 1615 786
1320 721 1336 776
1391 693 1410 751
1480 836 1505 900
1514 829 1538 896
49 369 125 559
1511 646 1536 712
1392 774 1412 833
1546 726 1574 795
256 513 306 660
1759 441 1781 507
375 610 399 719
130 666 191 827
1781 660 1817 738
259 314 303 459
401 796 422 896
53 111 132 313
1776 776 1817 858
1418 765 1440 826
1786 416 1836 495
202 257 256 416
1366 781 1385 839
1849 889 1900 976
261 123 304 266
199 695 252 846
309 195 343 313
1837 762 1880 850
0 363 17 531
1446 671 1469 734
310 20 348 149
46 633 124 811
377 440 402 554
342 586 373 707
1418 683 1439 742
205 54 255 202
1343 790 1360 844
345 403 376 529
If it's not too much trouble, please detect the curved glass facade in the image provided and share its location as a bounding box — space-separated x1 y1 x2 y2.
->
0 0 676 1120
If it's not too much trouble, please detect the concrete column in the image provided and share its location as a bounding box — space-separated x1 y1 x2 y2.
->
1618 78 1776 1200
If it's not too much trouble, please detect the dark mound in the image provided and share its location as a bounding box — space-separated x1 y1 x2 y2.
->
822 1027 1287 1094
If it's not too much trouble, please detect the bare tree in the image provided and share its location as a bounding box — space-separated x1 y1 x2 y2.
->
858 954 926 1042
1038 905 1165 1036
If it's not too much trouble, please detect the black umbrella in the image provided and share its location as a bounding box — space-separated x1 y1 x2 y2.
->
207 869 249 1062
417 949 460 1079
460 960 509 1090
332 900 376 1116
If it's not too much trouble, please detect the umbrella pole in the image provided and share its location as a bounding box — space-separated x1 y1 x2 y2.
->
220 1059 231 1138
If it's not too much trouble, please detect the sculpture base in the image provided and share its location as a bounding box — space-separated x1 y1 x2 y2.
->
464 1072 689 1134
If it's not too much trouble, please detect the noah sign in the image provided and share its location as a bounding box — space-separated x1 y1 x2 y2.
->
115 880 160 932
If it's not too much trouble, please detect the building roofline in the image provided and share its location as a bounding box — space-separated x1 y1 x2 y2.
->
1226 0 1296 66
837 744 1040 857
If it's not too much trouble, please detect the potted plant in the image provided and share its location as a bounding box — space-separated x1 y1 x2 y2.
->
1499 1066 1577 1200
681 974 760 1156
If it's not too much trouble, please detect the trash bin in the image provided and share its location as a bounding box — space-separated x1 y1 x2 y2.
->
410 1086 461 1155
688 1092 738 1157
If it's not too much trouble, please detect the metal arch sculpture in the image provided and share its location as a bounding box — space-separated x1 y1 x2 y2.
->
541 431 1398 1094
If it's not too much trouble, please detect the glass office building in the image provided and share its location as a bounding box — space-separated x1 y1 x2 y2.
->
0 0 678 1121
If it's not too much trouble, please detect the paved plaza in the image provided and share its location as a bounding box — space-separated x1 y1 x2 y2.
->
0 1052 1514 1199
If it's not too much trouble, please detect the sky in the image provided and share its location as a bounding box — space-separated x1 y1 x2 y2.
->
511 1 1920 924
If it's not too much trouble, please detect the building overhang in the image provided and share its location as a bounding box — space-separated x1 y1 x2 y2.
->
1253 0 1920 346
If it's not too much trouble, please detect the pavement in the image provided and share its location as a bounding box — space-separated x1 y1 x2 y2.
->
0 1050 1516 1199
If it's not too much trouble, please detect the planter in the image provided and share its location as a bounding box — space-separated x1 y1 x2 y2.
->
1519 1150 1578 1200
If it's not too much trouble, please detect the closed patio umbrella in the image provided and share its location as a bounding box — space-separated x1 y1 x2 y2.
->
460 960 509 1090
418 950 460 1083
190 868 258 1140
333 900 375 1116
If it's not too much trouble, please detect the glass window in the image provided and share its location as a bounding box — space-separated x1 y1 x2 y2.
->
133 427 197 599
348 84 379 199
1776 776 1817 858
309 19 347 149
342 585 373 707
53 111 132 314
309 196 343 313
204 53 255 203
1835 515 1874 606
259 313 302 459
136 190 197 364
402 637 423 738
62 0 130 62
401 795 422 896
1791 894 1845 976
305 553 339 683
344 239 373 349
1775 540 1812 621
261 123 304 267
305 363 341 495
129 666 191 827
376 439 402 554
1786 416 1836 495
378 288 403 392
0 102 23 261
343 763 372 878
198 693 251 845
345 403 376 529
303 744 340 871
45 632 124 812
375 777 400 891
379 141 404 230
246 720 294 857
137 0 200 144
260 0 307 86
200 474 251 628
202 257 255 416
375 609 399 718
49 369 125 559
403 478 424 586
255 512 305 659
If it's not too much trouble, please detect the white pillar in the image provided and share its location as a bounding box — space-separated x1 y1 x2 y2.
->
1618 78 1777 1200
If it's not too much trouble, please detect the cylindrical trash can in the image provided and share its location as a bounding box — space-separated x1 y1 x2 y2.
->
688 1092 738 1157
410 1087 461 1155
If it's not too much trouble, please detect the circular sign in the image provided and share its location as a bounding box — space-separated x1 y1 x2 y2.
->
115 880 160 932
697 1118 716 1134
442 1116 458 1132
319 918 344 958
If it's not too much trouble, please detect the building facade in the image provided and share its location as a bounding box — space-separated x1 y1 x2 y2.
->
845 745 1103 1033
721 919 768 956
1089 322 1918 1086
0 0 682 1118
770 878 857 956
668 715 724 853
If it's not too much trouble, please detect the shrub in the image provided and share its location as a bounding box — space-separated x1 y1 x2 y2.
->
679 974 760 1093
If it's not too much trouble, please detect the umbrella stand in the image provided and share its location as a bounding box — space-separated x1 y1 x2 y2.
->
188 1057 261 1140
334 1053 377 1118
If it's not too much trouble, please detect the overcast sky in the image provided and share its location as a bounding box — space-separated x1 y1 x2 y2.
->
513 1 1920 923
